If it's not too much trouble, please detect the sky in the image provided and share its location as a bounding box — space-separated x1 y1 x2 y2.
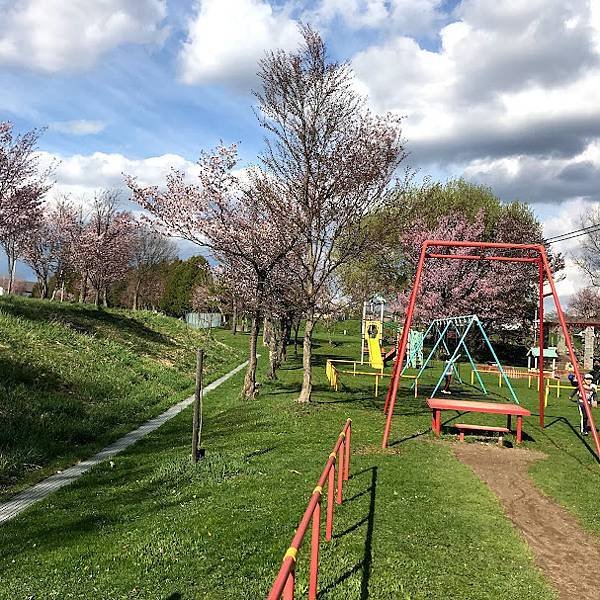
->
1 0 599 301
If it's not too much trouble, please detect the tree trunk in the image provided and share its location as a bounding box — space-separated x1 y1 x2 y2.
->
231 302 238 334
7 249 16 295
268 319 281 380
40 278 48 299
79 273 88 303
298 316 314 403
94 288 100 307
242 311 260 398
132 278 141 311
293 319 301 355
102 287 108 308
60 281 65 302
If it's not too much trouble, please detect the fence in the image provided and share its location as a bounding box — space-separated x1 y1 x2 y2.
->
185 312 222 329
267 419 352 600
326 359 417 398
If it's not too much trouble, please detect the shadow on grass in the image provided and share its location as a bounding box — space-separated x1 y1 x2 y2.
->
0 296 175 353
320 466 377 599
541 415 600 465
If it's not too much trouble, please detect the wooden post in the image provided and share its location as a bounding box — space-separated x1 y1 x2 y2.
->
192 348 204 463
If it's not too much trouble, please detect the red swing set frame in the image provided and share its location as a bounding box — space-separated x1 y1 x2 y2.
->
381 240 600 459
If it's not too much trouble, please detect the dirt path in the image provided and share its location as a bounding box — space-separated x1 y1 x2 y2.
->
453 443 600 600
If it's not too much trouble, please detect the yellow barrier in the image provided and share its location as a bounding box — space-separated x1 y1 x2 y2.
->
326 359 417 398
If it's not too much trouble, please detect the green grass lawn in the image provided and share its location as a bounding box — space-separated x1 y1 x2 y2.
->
6 317 594 599
0 296 247 499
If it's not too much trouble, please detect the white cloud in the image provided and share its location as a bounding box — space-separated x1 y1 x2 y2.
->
540 198 600 302
178 0 302 87
36 150 197 204
310 0 443 36
49 120 106 136
0 0 168 73
349 0 600 208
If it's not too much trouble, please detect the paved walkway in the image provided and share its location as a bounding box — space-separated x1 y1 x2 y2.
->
0 359 249 525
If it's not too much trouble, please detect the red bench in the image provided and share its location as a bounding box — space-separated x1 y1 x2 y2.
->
455 423 510 446
427 398 531 444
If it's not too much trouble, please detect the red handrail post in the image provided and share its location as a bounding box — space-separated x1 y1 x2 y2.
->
336 438 345 505
326 460 335 541
283 570 294 600
308 500 321 600
344 422 351 481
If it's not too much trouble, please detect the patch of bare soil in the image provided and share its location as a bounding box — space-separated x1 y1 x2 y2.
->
453 443 600 600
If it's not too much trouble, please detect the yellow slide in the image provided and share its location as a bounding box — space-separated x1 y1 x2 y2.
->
365 320 383 370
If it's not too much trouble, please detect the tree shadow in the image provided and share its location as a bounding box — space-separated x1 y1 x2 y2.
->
0 296 175 353
318 466 377 599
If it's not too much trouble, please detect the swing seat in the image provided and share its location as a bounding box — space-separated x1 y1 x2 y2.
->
455 423 510 446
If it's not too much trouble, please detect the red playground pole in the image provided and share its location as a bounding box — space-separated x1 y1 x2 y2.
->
540 249 600 457
538 260 545 428
382 243 428 448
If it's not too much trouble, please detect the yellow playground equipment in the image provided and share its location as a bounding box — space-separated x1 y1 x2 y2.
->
365 319 384 369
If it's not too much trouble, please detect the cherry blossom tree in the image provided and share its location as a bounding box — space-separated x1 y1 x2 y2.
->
569 287 600 320
391 205 562 326
22 212 59 299
0 122 53 293
127 146 298 398
70 191 136 307
255 26 407 402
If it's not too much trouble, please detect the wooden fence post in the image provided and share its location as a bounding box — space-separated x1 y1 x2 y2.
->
192 348 204 463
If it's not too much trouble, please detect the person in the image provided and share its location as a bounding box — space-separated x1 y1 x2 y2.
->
441 354 461 395
577 373 597 436
566 362 579 400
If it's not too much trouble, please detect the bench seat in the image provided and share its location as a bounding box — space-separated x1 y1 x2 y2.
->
455 423 510 446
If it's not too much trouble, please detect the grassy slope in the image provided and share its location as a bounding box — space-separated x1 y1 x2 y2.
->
0 296 246 498
0 323 558 599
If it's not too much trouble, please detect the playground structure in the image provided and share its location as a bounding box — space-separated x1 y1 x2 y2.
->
326 314 419 397
360 296 385 365
381 240 600 459
527 346 558 373
267 419 352 600
405 328 424 369
405 314 519 403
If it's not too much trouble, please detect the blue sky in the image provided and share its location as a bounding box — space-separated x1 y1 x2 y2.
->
2 0 600 296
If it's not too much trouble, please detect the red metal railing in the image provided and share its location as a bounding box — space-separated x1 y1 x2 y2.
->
267 419 352 600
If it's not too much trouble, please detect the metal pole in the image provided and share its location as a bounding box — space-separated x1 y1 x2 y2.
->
411 320 453 388
540 248 600 458
430 318 476 397
539 260 545 428
361 301 367 364
453 320 487 394
382 243 427 447
476 317 520 404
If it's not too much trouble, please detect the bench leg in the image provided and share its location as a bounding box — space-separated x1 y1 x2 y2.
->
507 414 512 432
498 434 503 447
436 410 441 436
516 416 522 444
459 431 464 442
